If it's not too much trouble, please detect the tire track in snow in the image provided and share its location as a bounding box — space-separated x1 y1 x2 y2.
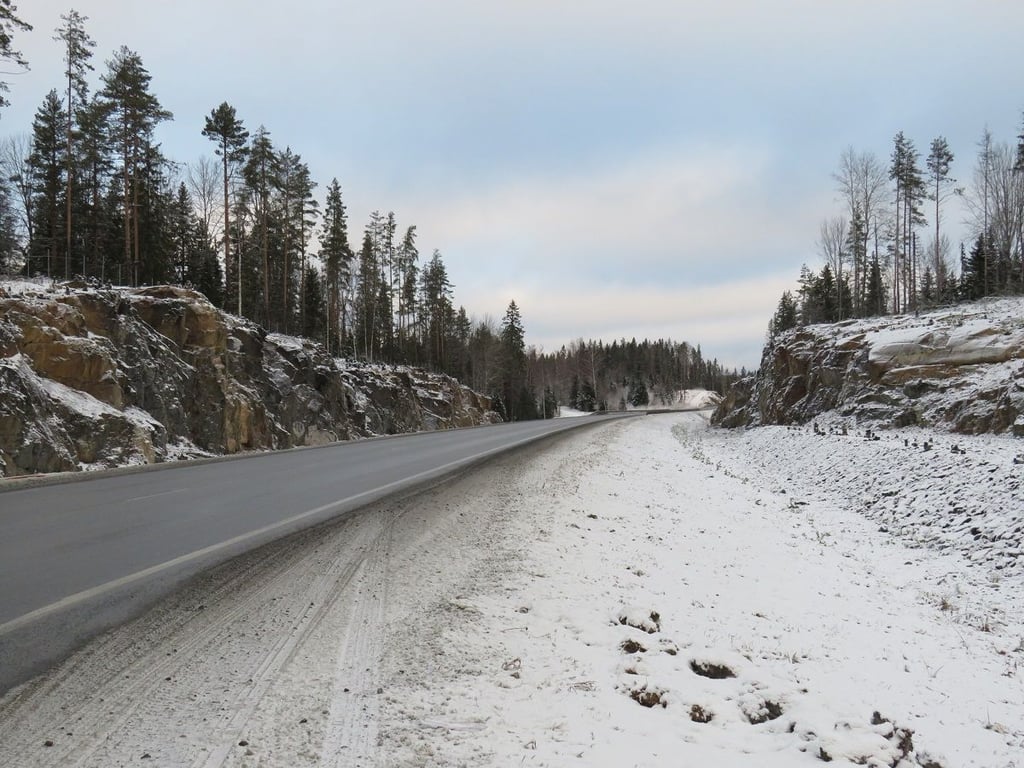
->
195 528 381 768
0 426 610 767
0 540 306 767
319 511 393 766
0 510 383 767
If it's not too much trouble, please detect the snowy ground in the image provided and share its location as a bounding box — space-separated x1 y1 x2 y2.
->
0 413 1021 767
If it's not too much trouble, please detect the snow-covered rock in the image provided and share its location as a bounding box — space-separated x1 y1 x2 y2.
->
0 279 499 477
713 297 1024 436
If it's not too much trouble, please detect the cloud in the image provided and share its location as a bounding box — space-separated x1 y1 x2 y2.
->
468 272 794 370
346 141 823 368
398 141 817 275
8 0 1024 373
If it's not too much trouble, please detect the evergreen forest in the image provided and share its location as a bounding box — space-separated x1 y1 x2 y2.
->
0 9 739 420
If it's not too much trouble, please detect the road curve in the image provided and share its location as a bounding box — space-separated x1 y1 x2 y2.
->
0 414 637 693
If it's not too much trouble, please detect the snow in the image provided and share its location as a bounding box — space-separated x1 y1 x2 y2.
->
0 276 56 297
665 387 723 409
0 413 1021 767
627 387 723 411
560 389 721 417
808 296 1024 371
371 414 1023 767
38 377 119 420
556 406 591 418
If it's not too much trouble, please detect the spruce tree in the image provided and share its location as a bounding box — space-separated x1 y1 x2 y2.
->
75 94 114 280
769 290 798 339
542 385 558 419
28 90 68 277
320 179 351 354
302 265 326 342
864 254 884 316
497 300 529 421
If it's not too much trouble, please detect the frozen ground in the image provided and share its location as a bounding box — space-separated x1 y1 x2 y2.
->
0 412 1021 767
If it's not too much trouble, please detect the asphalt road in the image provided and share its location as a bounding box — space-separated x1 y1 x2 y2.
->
0 414 637 693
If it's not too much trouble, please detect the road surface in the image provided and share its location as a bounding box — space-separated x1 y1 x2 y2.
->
0 414 635 693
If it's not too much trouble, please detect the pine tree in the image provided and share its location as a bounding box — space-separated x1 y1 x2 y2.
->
845 206 866 316
420 249 453 370
383 212 397 347
100 47 172 286
396 225 419 357
202 102 249 313
971 129 995 299
280 152 316 334
1016 111 1024 173
890 132 926 312
0 1 31 111
925 137 955 298
241 126 278 327
55 10 95 277
354 229 379 359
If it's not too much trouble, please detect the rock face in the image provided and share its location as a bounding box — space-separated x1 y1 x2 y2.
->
0 281 500 477
713 297 1024 436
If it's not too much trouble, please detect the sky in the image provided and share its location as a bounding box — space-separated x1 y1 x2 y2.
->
3 1 1024 369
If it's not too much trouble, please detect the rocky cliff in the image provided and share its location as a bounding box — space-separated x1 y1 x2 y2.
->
0 280 499 477
713 297 1024 436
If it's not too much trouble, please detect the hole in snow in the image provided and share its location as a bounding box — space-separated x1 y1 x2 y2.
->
689 704 714 723
746 700 784 724
629 687 666 708
620 639 647 654
689 660 737 679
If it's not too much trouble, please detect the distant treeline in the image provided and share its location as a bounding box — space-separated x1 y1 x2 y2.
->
525 338 743 415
